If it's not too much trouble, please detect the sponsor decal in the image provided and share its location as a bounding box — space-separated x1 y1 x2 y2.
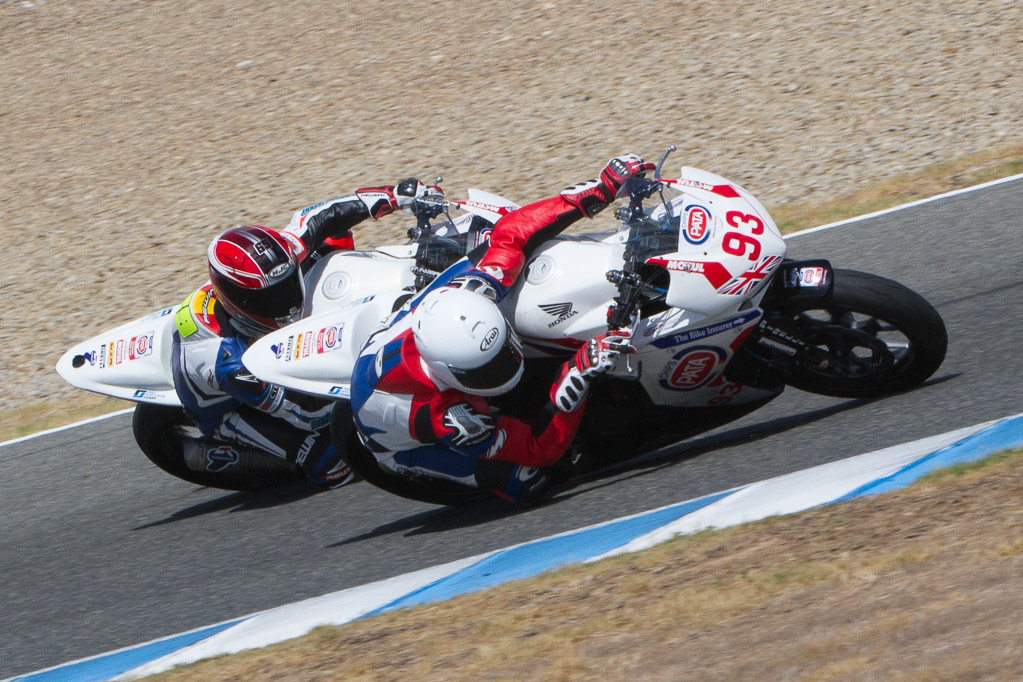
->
132 389 162 401
275 325 344 360
539 302 578 328
480 327 500 352
206 445 240 472
296 433 318 465
300 200 328 217
328 385 351 399
646 256 733 289
463 200 513 216
269 263 290 278
662 178 741 198
323 324 343 351
474 226 493 248
140 306 175 322
98 332 154 367
682 205 712 245
716 255 784 296
651 310 761 349
657 259 705 273
201 288 215 324
659 346 727 391
786 266 827 288
758 336 798 356
707 381 744 406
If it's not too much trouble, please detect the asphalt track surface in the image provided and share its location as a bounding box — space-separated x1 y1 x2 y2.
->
3 178 1021 678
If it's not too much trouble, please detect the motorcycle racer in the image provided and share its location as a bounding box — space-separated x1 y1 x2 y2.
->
172 178 433 487
349 156 650 501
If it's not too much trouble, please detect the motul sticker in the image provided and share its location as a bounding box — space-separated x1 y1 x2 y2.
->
659 346 726 391
682 205 712 245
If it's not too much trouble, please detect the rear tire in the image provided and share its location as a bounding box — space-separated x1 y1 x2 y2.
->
132 403 302 491
766 269 947 399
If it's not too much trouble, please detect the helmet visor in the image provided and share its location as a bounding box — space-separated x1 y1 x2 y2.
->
447 329 523 392
217 267 305 322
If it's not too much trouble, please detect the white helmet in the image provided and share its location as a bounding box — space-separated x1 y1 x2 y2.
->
412 288 524 396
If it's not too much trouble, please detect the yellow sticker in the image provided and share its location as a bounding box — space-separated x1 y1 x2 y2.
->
175 294 199 338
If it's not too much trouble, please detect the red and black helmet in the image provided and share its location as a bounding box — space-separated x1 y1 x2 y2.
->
207 225 304 336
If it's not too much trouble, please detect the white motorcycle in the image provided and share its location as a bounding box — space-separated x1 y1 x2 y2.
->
241 147 948 505
54 187 519 490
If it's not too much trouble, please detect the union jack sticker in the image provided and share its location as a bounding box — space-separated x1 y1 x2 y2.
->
716 255 783 296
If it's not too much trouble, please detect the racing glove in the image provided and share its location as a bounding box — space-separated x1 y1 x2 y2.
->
550 330 635 412
355 177 440 219
561 154 656 217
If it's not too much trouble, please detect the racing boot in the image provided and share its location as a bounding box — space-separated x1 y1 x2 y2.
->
474 458 551 503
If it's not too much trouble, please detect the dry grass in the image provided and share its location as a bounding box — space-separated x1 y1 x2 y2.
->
144 448 1023 681
0 392 124 442
770 144 1023 233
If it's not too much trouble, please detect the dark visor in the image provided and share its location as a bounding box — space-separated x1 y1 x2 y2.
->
447 332 523 391
218 269 304 319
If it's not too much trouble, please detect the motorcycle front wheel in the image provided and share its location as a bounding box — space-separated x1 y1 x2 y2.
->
765 269 948 399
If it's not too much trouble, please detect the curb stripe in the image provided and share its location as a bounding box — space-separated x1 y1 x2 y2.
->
837 414 1023 502
10 621 242 682
369 490 735 615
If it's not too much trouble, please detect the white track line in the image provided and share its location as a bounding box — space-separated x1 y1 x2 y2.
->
0 408 134 449
784 171 1023 239
5 171 1021 449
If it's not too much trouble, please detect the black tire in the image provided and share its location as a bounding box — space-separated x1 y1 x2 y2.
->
767 269 947 399
132 403 302 491
329 401 491 506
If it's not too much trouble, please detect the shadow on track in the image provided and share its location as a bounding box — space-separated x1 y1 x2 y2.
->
132 480 322 529
557 372 961 499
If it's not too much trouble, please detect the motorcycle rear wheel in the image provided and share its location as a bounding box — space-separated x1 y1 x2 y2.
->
767 269 947 399
132 403 302 491
330 401 492 506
